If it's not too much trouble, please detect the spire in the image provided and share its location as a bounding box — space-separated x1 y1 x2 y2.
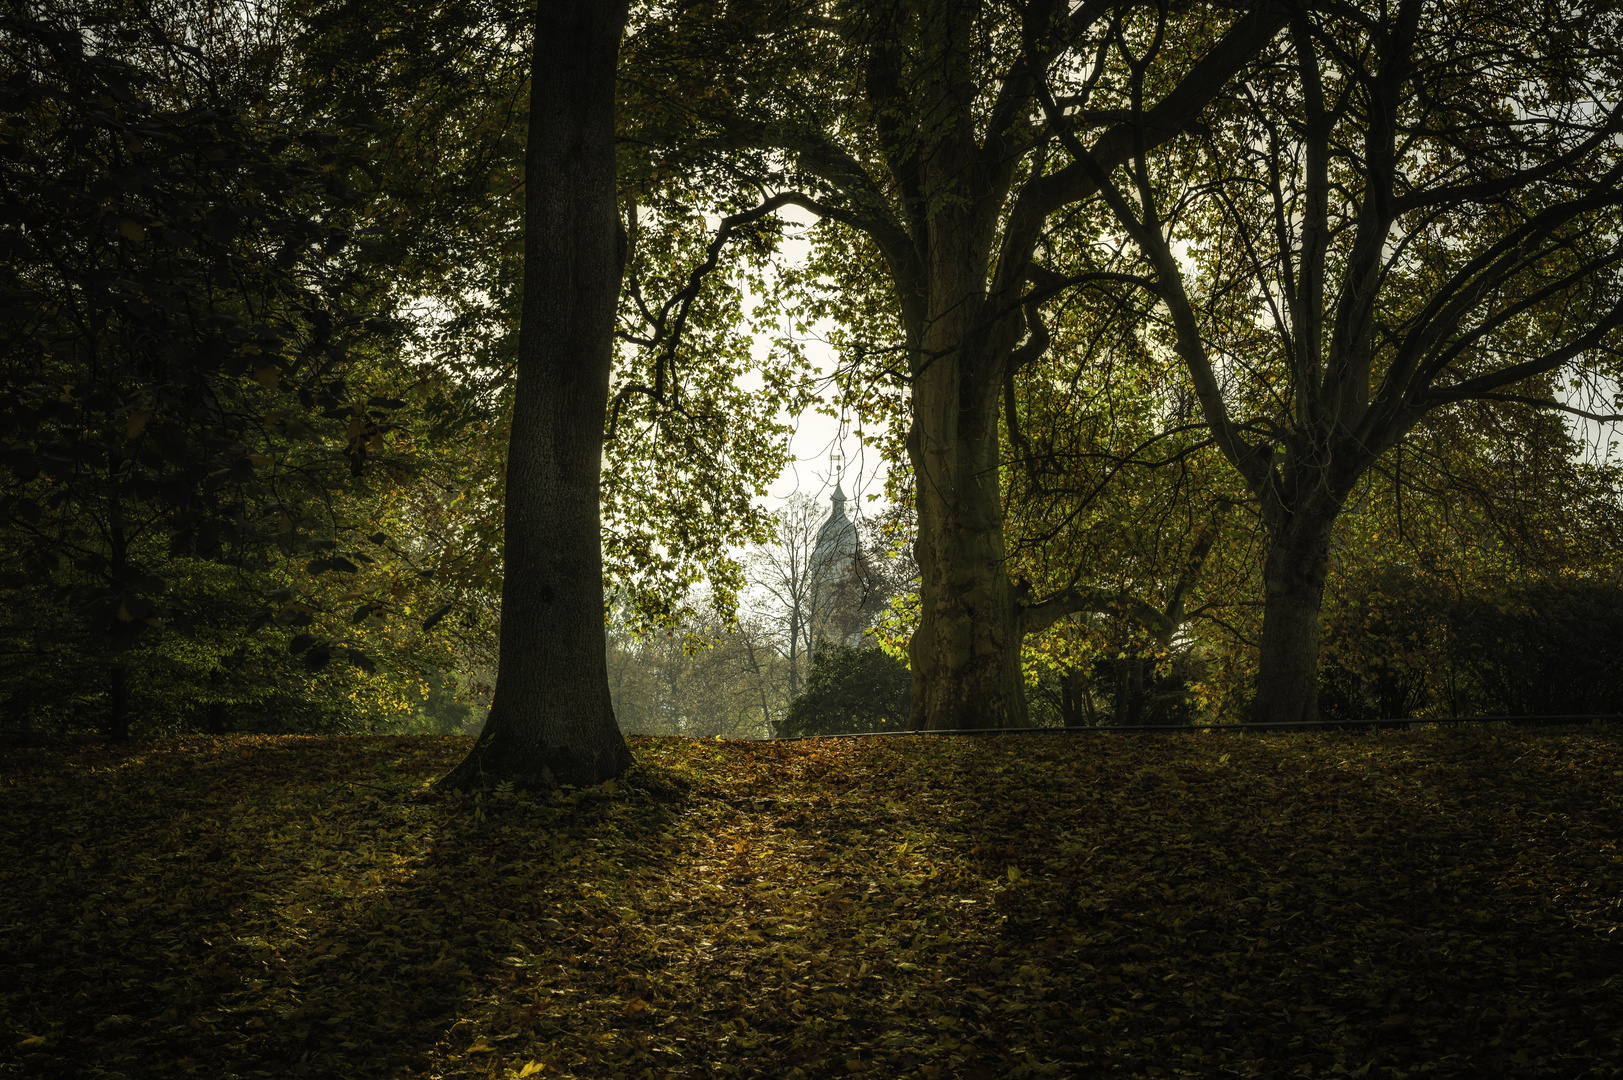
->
811 475 858 580
828 447 847 514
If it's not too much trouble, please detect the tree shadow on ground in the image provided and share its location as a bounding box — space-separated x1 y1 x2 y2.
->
928 728 1623 1078
2 729 1619 1079
0 735 691 1079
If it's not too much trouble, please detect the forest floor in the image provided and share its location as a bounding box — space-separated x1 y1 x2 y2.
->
1 727 1620 1080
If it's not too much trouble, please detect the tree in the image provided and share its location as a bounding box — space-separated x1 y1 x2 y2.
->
747 488 910 699
996 294 1254 725
295 0 810 652
1313 405 1623 721
1045 0 1623 721
623 0 1294 728
439 0 633 790
0 4 406 738
605 616 783 738
746 493 824 699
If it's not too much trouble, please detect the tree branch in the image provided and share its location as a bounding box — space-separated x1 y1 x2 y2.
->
1020 585 1171 641
996 0 1294 297
1443 392 1623 424
609 192 805 438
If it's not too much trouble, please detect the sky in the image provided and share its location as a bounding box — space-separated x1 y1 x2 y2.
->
742 209 893 526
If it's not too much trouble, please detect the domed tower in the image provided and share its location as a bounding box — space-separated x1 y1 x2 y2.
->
809 482 858 590
807 477 863 647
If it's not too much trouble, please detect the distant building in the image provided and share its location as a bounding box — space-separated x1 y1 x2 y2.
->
806 482 869 648
809 482 858 591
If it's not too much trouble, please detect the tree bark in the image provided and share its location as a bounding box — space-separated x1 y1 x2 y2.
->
908 391 1028 730
107 663 129 742
440 0 632 791
1251 507 1338 725
1125 655 1147 726
1060 666 1091 728
903 0 1028 732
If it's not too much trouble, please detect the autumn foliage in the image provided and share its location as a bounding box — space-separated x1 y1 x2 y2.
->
2 729 1620 1078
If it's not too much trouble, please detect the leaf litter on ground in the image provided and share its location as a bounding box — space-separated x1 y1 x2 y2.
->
0 726 1620 1079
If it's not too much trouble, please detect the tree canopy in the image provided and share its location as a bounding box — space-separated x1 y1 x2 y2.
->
2 0 1619 747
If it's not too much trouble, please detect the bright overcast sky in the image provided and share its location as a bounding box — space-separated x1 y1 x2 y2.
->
745 208 892 523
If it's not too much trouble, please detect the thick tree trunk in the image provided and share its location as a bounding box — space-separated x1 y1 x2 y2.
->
904 8 1027 732
107 663 129 742
907 333 1027 731
440 0 632 791
909 481 1026 730
1251 509 1338 725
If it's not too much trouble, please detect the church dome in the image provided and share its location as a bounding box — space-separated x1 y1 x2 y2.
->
810 483 858 580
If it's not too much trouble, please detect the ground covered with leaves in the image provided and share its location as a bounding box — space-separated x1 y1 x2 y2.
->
1 727 1620 1079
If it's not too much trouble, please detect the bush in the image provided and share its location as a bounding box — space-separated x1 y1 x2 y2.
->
780 643 910 737
1319 566 1450 722
1448 581 1623 716
1319 572 1623 720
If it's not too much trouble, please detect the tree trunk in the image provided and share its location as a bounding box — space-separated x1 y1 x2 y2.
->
1113 660 1129 726
904 8 1027 732
907 348 1027 730
440 0 632 791
1125 654 1147 726
909 461 1026 730
788 606 802 699
1059 667 1084 728
1251 509 1338 725
107 663 129 742
205 667 227 734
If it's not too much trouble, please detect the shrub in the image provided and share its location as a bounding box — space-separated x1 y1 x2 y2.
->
780 643 910 737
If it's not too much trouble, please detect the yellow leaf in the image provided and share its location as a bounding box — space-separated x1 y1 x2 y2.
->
1007 866 1021 882
125 409 150 440
517 1062 546 1078
116 602 135 622
253 365 280 389
248 452 272 467
118 219 144 242
16 1035 46 1048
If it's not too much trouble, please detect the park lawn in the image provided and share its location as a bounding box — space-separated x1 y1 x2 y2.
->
0 727 1619 1080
